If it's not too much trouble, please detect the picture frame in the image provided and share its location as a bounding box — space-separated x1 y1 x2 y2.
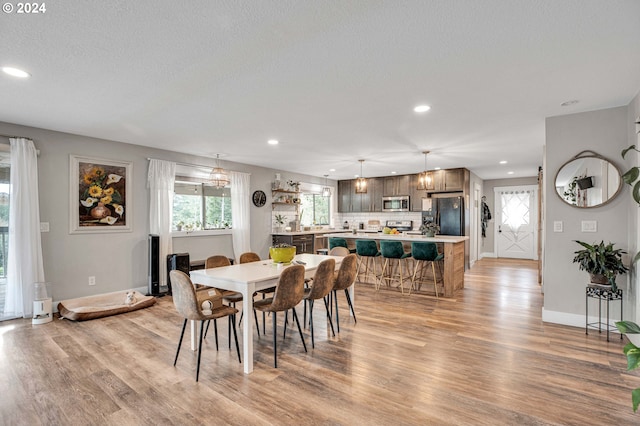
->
69 155 133 234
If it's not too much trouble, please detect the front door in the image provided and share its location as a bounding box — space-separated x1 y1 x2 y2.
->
495 185 538 260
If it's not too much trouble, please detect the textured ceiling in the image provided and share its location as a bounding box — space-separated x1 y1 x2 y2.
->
1 0 640 180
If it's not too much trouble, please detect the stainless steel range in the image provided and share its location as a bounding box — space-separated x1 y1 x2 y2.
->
385 220 413 232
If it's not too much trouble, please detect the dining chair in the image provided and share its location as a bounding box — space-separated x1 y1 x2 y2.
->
204 255 261 345
169 270 240 381
253 264 307 368
411 242 444 297
331 254 358 332
329 237 356 253
302 258 336 348
379 240 412 294
329 246 350 257
239 251 275 335
355 239 380 285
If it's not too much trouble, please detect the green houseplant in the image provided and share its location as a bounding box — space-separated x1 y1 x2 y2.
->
572 240 628 291
615 321 640 412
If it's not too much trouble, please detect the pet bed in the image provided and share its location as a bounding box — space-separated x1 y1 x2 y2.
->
58 290 156 321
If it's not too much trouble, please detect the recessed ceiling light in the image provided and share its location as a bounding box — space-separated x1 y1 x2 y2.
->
329 169 336 172
434 167 441 170
391 171 397 174
499 160 507 164
561 100 579 107
413 105 431 113
2 67 30 78
267 139 279 145
507 171 514 175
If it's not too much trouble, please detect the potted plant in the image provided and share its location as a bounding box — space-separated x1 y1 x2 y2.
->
419 222 440 237
176 221 184 231
274 214 286 232
615 321 640 412
572 240 629 291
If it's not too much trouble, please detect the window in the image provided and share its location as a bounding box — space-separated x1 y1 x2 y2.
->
173 180 232 230
300 192 329 225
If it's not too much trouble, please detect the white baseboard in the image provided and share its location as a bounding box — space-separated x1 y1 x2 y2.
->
481 252 496 258
542 307 622 334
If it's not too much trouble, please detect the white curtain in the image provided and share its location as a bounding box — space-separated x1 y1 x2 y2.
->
5 138 45 318
230 171 251 259
147 159 175 288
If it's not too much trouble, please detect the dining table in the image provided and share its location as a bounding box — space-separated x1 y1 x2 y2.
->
189 252 344 374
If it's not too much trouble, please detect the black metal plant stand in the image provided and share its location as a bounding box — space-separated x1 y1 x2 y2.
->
585 284 623 342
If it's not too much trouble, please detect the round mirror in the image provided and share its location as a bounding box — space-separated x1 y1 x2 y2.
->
554 151 622 208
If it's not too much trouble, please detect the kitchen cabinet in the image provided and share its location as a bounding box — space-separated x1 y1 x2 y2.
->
338 178 383 212
426 168 466 192
272 234 314 254
383 175 411 196
410 174 427 211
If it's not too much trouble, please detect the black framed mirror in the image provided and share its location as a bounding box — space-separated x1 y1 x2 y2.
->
554 150 622 208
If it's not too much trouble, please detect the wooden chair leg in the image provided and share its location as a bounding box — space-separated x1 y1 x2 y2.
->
174 318 188 366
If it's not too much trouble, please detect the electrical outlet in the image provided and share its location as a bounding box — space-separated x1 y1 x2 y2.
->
88 276 96 286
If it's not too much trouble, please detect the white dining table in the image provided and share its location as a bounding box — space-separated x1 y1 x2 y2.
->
189 253 344 374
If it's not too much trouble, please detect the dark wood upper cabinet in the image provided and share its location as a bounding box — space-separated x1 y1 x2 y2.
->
383 175 411 196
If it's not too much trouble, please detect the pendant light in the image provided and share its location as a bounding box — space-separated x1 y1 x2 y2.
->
209 154 230 188
355 159 367 193
417 151 431 190
322 174 332 197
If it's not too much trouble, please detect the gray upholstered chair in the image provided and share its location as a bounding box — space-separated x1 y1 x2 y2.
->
170 270 240 382
331 254 358 332
253 264 307 368
302 258 336 348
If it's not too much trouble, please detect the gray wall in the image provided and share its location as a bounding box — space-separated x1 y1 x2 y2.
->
0 121 333 302
481 176 539 256
543 106 630 326
625 91 640 322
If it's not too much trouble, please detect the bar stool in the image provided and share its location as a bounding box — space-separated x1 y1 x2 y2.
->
355 239 380 286
329 237 356 253
411 242 443 297
379 240 412 294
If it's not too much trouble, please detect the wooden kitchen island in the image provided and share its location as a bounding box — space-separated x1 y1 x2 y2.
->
324 233 468 297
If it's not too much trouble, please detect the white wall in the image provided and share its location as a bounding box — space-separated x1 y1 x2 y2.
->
543 106 630 327
0 121 334 302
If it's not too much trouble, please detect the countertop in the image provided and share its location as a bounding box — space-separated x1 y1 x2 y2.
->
271 229 351 236
323 232 469 244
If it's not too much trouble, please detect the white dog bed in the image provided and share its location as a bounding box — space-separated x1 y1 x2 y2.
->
58 290 156 321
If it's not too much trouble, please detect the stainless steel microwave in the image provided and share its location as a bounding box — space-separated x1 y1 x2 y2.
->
382 196 410 212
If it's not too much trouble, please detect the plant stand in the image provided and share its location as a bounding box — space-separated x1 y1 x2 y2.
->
585 284 623 342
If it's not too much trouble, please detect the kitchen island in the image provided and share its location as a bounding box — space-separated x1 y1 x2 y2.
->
272 229 349 254
324 232 468 297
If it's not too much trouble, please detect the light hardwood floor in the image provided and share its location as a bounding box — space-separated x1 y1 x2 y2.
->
1 258 638 425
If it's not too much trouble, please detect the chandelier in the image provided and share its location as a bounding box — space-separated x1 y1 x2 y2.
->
322 175 332 197
209 154 230 188
355 159 367 193
417 151 431 190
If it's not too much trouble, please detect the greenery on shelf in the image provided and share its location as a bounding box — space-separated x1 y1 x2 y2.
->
572 240 628 291
615 321 640 412
274 214 286 225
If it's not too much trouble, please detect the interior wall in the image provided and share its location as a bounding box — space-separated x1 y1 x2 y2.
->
543 106 630 326
481 176 539 256
0 121 333 302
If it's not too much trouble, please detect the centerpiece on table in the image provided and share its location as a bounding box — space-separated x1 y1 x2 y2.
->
419 222 440 237
269 243 296 264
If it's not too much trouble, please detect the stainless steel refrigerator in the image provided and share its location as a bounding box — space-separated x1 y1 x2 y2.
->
422 195 465 236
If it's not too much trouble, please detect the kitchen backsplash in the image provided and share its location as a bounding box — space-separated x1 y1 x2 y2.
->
333 211 422 230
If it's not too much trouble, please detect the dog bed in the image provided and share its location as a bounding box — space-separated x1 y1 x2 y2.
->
58 290 156 321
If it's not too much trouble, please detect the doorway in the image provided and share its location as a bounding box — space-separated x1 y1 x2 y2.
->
494 185 538 260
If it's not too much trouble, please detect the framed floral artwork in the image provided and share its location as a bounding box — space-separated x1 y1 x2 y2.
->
69 155 132 233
